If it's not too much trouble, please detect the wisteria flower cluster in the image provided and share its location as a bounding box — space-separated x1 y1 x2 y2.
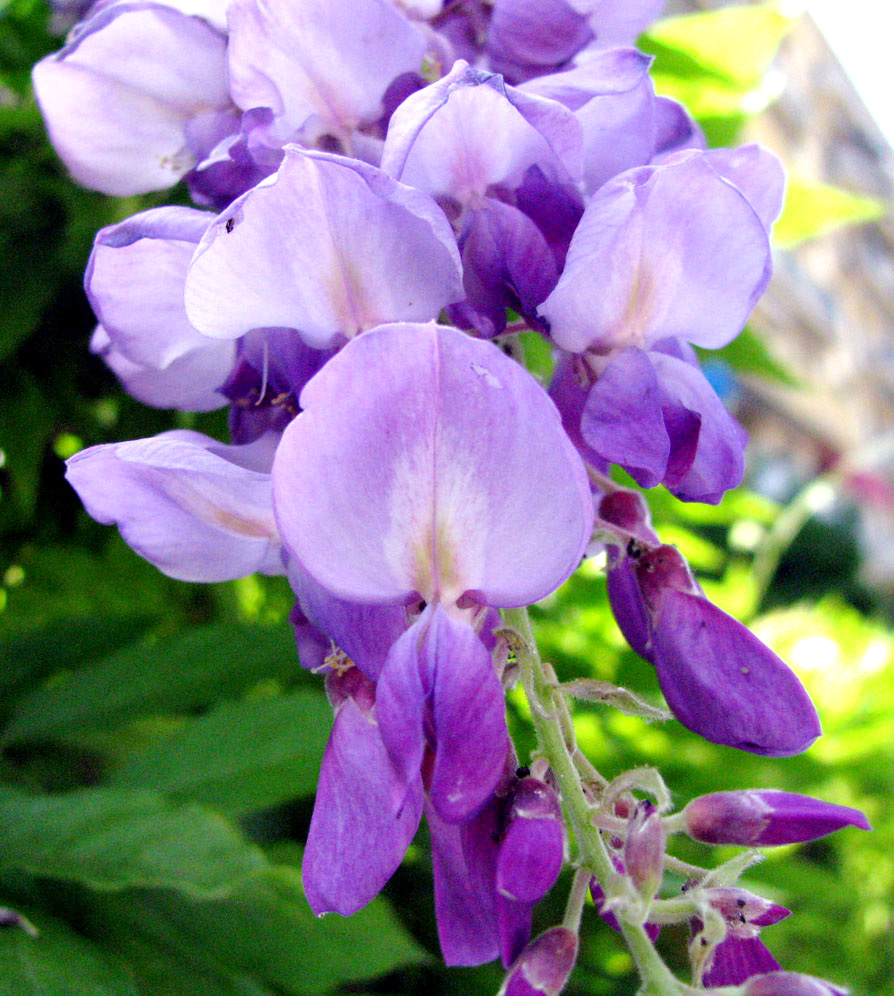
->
33 0 870 992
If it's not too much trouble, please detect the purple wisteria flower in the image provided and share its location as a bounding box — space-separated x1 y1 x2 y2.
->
32 1 232 195
184 148 463 347
540 145 782 502
38 1 868 990
270 322 592 957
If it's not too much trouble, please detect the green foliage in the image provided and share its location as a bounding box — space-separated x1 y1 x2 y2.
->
0 784 269 898
0 908 138 996
3 622 307 742
774 175 889 249
108 689 331 815
641 3 795 145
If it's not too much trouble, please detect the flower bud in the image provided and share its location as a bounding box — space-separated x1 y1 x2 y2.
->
682 791 870 846
497 777 564 904
501 927 578 996
743 971 848 996
704 888 790 934
623 801 665 900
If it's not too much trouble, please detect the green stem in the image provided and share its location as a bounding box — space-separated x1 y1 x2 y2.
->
502 607 686 996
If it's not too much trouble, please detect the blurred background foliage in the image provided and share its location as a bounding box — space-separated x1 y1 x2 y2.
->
0 1 891 994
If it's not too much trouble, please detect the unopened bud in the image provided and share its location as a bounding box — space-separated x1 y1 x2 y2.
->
501 927 578 996
743 971 848 996
683 791 870 847
497 777 564 904
624 801 665 900
704 888 790 934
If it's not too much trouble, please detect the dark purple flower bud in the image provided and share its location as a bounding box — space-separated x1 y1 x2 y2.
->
496 776 565 965
502 927 578 996
682 791 871 846
497 777 564 904
598 489 657 542
624 801 665 899
609 543 822 757
743 972 849 996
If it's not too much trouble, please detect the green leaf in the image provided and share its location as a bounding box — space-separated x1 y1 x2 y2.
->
93 865 428 996
0 785 268 898
773 175 888 249
0 615 151 711
0 908 138 996
109 689 331 815
641 4 794 130
3 622 304 743
108 935 277 996
700 326 799 387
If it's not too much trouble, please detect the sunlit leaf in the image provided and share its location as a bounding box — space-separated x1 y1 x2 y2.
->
773 175 888 249
641 2 794 129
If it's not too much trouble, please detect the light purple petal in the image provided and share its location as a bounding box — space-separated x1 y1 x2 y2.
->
226 0 426 146
32 3 229 195
272 323 594 607
381 61 581 199
376 607 509 823
648 591 822 756
652 96 706 158
650 351 748 503
521 48 656 194
570 0 665 46
288 558 408 682
185 149 463 348
579 346 745 502
427 800 500 966
86 206 219 370
580 348 670 488
91 325 232 412
704 144 786 232
66 430 281 581
539 150 772 353
303 696 423 916
375 613 429 802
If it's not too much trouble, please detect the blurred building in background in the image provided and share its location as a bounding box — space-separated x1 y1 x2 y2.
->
669 0 894 600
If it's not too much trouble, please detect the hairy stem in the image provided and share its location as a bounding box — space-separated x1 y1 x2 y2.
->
502 607 687 996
